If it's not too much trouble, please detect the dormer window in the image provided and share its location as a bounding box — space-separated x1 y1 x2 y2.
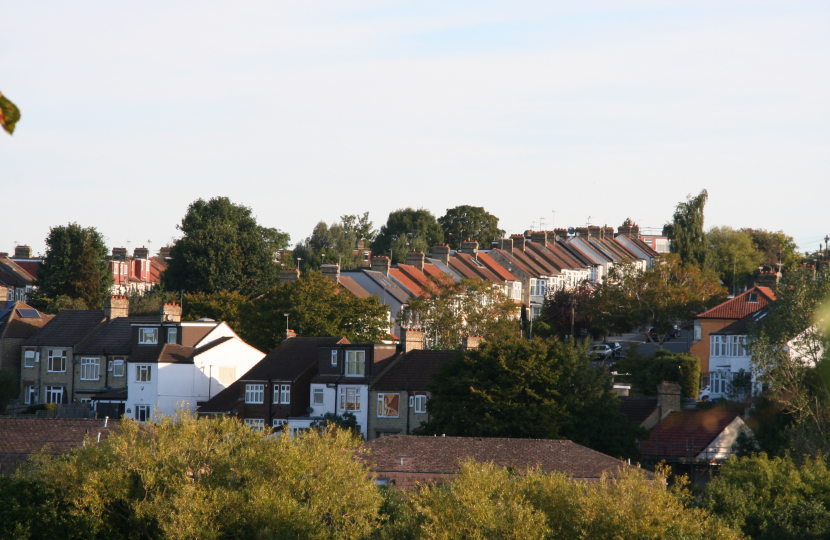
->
331 349 338 367
167 327 177 344
345 350 366 376
748 293 758 303
139 328 158 345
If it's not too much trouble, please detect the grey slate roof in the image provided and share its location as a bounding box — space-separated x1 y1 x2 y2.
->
371 349 459 392
23 310 106 347
76 316 157 355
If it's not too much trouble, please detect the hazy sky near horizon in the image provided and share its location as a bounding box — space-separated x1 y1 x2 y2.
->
2 1 828 256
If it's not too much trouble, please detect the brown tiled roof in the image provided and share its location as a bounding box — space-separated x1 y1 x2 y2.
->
245 337 349 382
0 257 36 287
75 316 157 355
697 287 775 319
711 308 769 336
0 301 53 339
0 418 118 455
157 344 196 364
338 276 372 299
639 409 739 458
372 349 459 391
23 310 106 347
477 252 519 281
197 380 245 414
9 260 41 280
363 436 641 480
618 396 658 425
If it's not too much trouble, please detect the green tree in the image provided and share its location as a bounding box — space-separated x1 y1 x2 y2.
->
0 91 20 135
16 412 381 540
617 350 701 399
705 226 764 294
544 280 599 338
180 290 251 333
419 338 646 459
740 228 800 270
30 223 113 311
593 255 725 347
664 189 708 267
294 213 374 271
398 277 519 349
372 208 444 264
240 270 390 352
749 266 830 457
702 453 830 540
161 197 290 296
437 205 505 250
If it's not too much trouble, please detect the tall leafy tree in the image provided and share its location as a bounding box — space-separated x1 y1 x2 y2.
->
740 228 800 270
592 255 725 347
437 205 505 250
398 277 519 349
749 266 830 457
705 226 764 294
240 270 390 352
0 91 21 135
31 223 112 311
293 212 375 271
543 279 599 338
161 197 290 296
420 338 646 459
372 208 444 264
664 189 708 267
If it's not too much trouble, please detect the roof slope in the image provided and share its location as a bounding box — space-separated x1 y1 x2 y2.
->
711 308 769 336
639 408 739 458
618 396 658 425
372 349 459 391
76 316 157 355
363 436 641 480
697 286 775 319
0 257 36 287
338 276 372 299
0 418 118 455
23 310 106 347
0 302 53 339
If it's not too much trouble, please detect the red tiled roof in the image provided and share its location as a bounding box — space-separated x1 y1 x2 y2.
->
639 409 739 458
363 436 643 480
389 268 426 297
477 252 519 281
697 287 776 319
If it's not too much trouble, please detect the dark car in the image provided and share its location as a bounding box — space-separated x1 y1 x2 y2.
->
645 328 670 342
669 325 682 338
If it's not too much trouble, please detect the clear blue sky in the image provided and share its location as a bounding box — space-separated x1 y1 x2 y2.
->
2 1 828 255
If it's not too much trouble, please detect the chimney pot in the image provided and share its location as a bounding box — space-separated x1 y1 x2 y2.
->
104 295 130 320
160 302 182 323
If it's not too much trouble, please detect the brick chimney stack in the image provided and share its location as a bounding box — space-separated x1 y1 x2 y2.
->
459 241 479 258
511 234 526 252
371 256 391 275
462 335 483 350
755 266 781 289
657 381 682 419
432 244 450 265
112 247 128 261
400 328 424 353
133 247 149 260
105 295 129 320
14 245 32 259
320 263 340 283
498 237 513 255
530 231 548 245
406 251 425 272
617 224 640 238
161 302 182 323
284 329 297 341
279 268 300 285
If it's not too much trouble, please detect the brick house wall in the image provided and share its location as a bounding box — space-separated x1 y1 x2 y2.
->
368 390 431 440
20 346 77 405
690 318 735 374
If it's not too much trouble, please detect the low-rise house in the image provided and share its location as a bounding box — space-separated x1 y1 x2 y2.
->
21 308 108 407
0 253 37 302
110 246 161 296
363 435 647 489
614 224 660 267
341 259 411 335
126 304 264 421
691 286 776 380
0 418 116 476
368 330 467 439
198 335 350 431
0 302 52 399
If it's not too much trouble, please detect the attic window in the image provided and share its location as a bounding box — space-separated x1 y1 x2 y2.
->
747 293 758 303
139 328 158 345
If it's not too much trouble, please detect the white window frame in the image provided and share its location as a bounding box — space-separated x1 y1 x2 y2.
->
136 365 151 382
339 386 361 412
24 385 36 405
80 357 100 381
244 418 265 431
345 350 366 377
135 404 150 422
414 395 427 414
167 327 177 344
313 388 324 405
46 386 63 404
47 350 66 372
377 393 400 418
331 349 338 366
23 350 35 368
245 384 264 404
280 384 290 404
113 359 125 377
138 328 158 345
107 360 114 372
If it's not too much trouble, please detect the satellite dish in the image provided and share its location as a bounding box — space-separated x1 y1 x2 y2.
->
567 227 575 235
306 407 315 414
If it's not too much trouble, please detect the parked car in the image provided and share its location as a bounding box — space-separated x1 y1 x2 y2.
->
589 344 614 359
669 325 682 338
606 342 623 357
698 386 711 401
645 327 672 342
